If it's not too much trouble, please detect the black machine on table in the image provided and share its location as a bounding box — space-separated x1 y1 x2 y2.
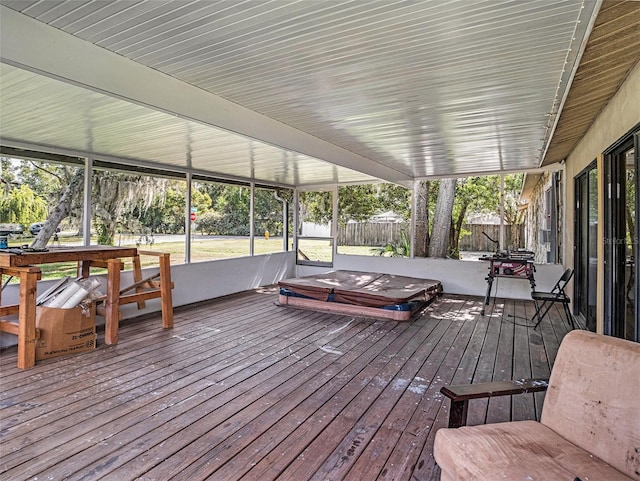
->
479 232 535 315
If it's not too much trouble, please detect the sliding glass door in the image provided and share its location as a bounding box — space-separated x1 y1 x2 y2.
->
574 161 598 332
604 127 639 341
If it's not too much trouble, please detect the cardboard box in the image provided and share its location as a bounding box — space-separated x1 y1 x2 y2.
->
35 304 96 360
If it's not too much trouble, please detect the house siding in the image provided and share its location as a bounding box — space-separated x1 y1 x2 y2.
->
528 60 640 331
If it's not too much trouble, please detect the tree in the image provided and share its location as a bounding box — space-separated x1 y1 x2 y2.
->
337 185 379 224
376 184 412 221
135 183 182 234
413 181 430 257
1 157 18 196
334 177 524 258
299 190 332 227
255 188 291 236
214 185 250 235
449 176 501 258
429 178 456 258
196 211 223 235
503 174 526 249
0 184 48 226
300 184 412 230
31 168 84 249
92 171 169 245
23 163 176 246
13 154 526 256
21 161 86 232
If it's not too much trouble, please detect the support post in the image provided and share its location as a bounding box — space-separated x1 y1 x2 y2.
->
332 185 338 259
83 157 92 247
250 182 255 256
185 172 192 264
104 258 122 345
17 267 40 369
500 174 505 249
159 253 174 329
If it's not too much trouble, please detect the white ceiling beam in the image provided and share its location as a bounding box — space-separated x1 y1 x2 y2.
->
412 162 565 181
0 6 411 185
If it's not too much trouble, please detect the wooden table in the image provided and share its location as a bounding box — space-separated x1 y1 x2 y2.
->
0 246 173 369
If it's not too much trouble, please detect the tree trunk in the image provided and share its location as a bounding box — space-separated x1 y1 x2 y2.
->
413 180 430 257
449 203 468 259
429 178 456 258
31 169 84 249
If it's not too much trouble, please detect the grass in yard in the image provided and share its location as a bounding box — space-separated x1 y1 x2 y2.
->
337 245 380 256
1 237 377 282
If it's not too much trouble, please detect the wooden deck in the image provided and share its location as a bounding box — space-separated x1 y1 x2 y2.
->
0 289 572 481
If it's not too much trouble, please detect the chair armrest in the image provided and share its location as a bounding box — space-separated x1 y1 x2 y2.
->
440 378 548 428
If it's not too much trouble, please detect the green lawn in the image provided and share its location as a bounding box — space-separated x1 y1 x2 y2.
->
2 235 376 282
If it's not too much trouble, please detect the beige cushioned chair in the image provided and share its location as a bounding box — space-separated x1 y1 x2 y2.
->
434 330 640 480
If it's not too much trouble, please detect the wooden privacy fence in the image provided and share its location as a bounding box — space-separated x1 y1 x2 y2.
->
338 223 408 246
338 222 525 250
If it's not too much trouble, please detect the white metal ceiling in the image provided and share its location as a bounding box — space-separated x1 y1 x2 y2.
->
0 63 375 186
0 0 599 187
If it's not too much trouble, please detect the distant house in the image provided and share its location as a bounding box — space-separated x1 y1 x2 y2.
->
369 211 404 223
466 213 502 225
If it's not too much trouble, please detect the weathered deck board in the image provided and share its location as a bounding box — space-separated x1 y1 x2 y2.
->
512 298 536 422
0 289 572 481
